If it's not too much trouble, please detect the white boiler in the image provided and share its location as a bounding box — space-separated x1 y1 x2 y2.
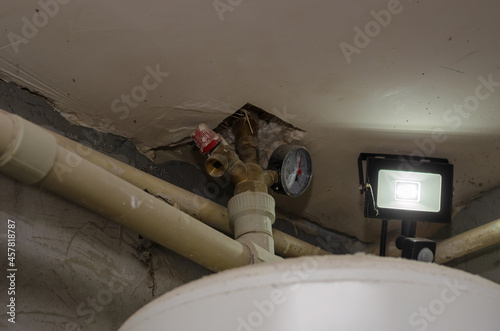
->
120 255 500 331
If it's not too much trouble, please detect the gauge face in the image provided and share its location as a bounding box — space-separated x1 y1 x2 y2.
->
268 145 313 197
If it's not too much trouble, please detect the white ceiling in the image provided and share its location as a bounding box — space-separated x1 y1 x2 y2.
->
1 0 499 241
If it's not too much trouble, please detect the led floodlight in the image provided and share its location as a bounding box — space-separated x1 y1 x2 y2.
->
358 153 454 224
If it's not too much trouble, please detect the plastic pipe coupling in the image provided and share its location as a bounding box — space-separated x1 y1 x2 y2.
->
228 191 276 254
0 112 58 184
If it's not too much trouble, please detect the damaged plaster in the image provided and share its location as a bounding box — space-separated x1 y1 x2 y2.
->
213 103 308 168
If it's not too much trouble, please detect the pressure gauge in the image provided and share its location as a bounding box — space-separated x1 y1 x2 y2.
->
267 144 313 197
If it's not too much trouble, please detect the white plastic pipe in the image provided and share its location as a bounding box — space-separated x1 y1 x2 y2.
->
228 191 276 253
0 111 282 271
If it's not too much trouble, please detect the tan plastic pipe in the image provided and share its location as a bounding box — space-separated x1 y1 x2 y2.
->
49 129 234 234
2 109 329 257
0 111 282 272
435 219 500 264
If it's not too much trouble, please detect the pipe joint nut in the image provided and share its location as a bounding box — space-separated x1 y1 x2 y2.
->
228 191 275 238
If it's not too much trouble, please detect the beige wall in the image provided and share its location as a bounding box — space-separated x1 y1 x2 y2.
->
0 173 210 330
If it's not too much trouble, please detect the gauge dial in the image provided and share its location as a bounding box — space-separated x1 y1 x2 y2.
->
267 144 313 197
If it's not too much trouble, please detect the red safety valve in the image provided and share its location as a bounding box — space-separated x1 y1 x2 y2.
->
191 123 222 154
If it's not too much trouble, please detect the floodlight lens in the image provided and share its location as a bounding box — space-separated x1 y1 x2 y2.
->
377 170 442 212
395 181 421 202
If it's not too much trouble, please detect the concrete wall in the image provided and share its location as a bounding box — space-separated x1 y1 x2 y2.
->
0 174 210 330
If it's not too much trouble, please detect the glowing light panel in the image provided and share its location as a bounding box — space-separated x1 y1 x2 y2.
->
395 180 421 202
377 170 442 212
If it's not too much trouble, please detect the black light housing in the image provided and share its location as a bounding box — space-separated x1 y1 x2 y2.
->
358 153 454 224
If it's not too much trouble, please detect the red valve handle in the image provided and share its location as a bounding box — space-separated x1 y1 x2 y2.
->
191 124 222 154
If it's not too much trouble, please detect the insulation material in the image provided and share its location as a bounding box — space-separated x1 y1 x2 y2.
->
214 103 307 169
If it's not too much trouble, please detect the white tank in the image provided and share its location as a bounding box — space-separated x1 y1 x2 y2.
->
120 255 500 331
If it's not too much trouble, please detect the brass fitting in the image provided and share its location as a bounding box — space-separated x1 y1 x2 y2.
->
197 112 278 195
205 141 276 194
233 163 268 195
204 152 229 177
192 114 280 255
233 111 259 164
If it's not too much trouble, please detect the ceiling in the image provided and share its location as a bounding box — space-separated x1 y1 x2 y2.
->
1 0 499 242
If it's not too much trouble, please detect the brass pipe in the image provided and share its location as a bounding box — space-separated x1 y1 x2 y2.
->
227 112 278 253
233 112 259 164
263 170 279 188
